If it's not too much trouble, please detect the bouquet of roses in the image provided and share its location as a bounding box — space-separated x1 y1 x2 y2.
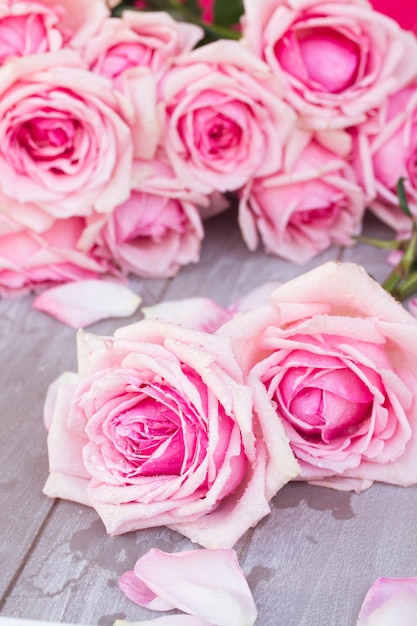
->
3 0 417 308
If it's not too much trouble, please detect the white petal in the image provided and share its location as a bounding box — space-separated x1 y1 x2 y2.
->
33 280 141 328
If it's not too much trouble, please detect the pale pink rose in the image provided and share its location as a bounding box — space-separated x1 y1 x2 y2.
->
370 0 417 34
88 156 205 278
0 50 133 220
160 39 296 193
358 577 417 625
119 548 257 625
242 0 417 129
239 133 366 263
355 85 417 234
43 319 299 548
19 0 110 47
84 11 203 82
221 261 417 492
0 213 109 297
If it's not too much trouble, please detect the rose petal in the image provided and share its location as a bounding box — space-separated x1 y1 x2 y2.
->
142 297 232 332
357 577 417 625
114 617 212 626
119 548 257 626
33 279 141 328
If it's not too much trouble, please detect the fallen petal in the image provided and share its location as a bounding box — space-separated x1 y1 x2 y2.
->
357 577 417 625
119 548 257 626
33 280 141 328
114 617 212 626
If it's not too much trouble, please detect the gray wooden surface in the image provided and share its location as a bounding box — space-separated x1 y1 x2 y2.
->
1 209 416 626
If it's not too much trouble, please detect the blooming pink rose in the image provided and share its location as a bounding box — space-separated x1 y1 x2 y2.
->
0 212 109 297
43 319 299 548
84 11 202 82
160 39 296 193
239 133 366 263
370 0 417 34
242 0 417 129
88 155 205 278
358 577 417 625
221 261 417 492
119 548 257 625
355 85 417 234
0 50 133 220
7 0 111 49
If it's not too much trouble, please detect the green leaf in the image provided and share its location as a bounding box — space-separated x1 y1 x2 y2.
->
214 0 244 27
397 177 413 218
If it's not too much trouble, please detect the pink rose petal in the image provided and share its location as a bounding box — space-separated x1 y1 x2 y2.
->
119 548 257 626
115 617 211 626
358 577 417 625
33 279 141 328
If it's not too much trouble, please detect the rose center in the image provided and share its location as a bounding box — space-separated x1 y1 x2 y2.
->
16 113 79 165
275 366 374 443
276 26 361 93
194 109 242 157
110 383 207 477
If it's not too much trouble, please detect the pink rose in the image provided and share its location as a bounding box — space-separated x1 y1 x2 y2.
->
355 85 417 234
239 133 366 263
242 0 417 129
89 155 205 278
0 0 111 51
370 0 417 34
160 39 296 193
82 11 202 160
43 319 299 548
0 212 108 297
84 11 202 82
221 262 417 492
0 50 133 220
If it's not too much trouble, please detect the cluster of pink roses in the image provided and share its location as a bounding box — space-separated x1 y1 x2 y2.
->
3 0 417 296
43 262 417 549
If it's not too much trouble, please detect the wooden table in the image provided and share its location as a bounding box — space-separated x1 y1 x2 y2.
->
1 209 417 626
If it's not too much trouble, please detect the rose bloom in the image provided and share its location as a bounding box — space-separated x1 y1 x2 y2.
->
81 11 202 160
83 10 203 82
43 319 299 548
239 132 366 263
0 0 110 53
241 0 417 130
160 39 296 194
220 261 417 492
87 155 205 278
0 50 134 221
0 212 109 297
354 84 417 235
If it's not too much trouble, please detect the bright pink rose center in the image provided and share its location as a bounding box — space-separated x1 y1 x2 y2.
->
191 109 242 158
106 381 209 478
279 366 373 443
10 108 83 174
276 26 361 93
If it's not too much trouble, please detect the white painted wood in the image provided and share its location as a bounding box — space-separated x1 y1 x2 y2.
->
0 209 410 626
